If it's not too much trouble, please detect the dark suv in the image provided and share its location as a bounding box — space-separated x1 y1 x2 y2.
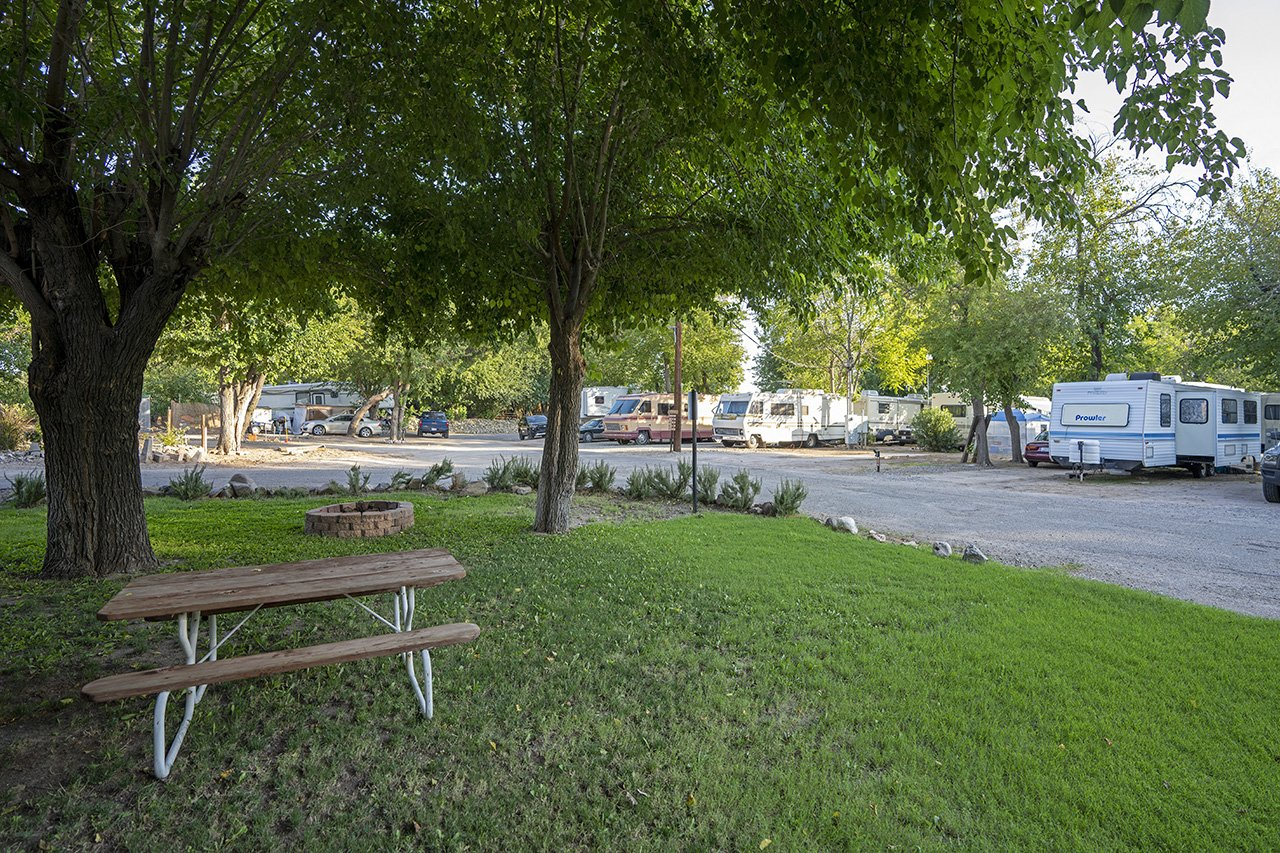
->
1263 444 1279 503
418 411 449 438
518 414 548 440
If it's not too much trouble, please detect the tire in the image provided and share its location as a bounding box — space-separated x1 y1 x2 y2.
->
803 433 819 449
635 430 651 445
1027 460 1039 467
1265 482 1280 503
746 434 762 449
357 427 373 438
312 425 325 436
585 432 594 442
1192 463 1206 478
441 431 448 439
1205 463 1217 478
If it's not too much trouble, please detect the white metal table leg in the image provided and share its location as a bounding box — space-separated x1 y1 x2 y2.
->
153 611 215 779
344 587 437 718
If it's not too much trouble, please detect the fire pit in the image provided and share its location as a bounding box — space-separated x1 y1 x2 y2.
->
304 500 414 538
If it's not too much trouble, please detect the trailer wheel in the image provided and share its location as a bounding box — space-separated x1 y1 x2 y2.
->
635 430 651 445
1265 482 1280 503
1027 460 1039 468
1206 464 1217 478
1192 463 1206 478
803 433 819 449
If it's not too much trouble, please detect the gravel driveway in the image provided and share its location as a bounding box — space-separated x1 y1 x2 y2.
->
5 433 1276 618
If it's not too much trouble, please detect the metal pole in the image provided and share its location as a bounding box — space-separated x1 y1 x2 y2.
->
672 321 683 452
690 389 698 512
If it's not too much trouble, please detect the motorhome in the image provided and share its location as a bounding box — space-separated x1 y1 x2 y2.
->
1263 392 1280 451
848 392 925 444
1049 373 1262 474
580 386 628 421
928 392 972 434
602 391 717 444
713 389 849 448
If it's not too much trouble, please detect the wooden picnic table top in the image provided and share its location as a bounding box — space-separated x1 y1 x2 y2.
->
97 548 466 622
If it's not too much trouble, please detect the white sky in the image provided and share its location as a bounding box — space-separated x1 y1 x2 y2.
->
736 0 1276 392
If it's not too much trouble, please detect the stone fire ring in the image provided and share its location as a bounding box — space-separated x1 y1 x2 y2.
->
304 500 414 538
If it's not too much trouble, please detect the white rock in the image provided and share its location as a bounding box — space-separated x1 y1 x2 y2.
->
962 543 988 564
833 516 858 534
932 541 953 558
869 531 887 543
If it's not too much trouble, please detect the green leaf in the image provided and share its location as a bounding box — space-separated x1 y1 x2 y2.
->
1177 0 1210 30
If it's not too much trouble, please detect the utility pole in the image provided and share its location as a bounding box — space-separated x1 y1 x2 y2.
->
671 320 683 452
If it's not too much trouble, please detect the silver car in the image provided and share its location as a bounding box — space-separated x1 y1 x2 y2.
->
300 413 383 437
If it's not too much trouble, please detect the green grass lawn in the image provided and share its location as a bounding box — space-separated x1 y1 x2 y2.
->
2 493 1278 849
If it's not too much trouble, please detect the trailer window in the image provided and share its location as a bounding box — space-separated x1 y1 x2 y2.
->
1266 405 1280 421
941 405 966 418
638 401 652 414
878 402 891 414
1179 398 1208 424
593 395 604 405
1159 394 1171 428
609 399 639 415
770 403 795 417
748 401 763 415
1244 400 1257 424
724 400 748 415
1221 399 1238 424
658 403 671 416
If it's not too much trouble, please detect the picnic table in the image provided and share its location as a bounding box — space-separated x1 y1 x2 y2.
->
82 548 479 780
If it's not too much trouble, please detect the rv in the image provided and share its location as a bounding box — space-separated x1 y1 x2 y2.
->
580 386 628 421
713 389 849 448
928 392 972 434
848 392 925 444
602 391 717 444
1049 373 1262 475
1263 393 1280 451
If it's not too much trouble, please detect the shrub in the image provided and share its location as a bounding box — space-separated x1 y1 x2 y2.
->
624 467 656 500
423 458 455 484
157 421 188 448
389 470 413 491
483 456 516 491
772 479 808 516
649 463 691 500
912 407 962 452
0 403 37 451
585 460 616 492
167 465 211 501
508 456 540 487
274 487 309 499
346 464 370 495
718 469 761 511
7 471 46 508
694 465 720 505
575 465 591 490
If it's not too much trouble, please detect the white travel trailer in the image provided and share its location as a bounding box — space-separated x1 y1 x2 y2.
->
847 392 926 444
1049 373 1262 474
713 389 849 448
928 392 972 433
1263 393 1280 451
580 386 628 421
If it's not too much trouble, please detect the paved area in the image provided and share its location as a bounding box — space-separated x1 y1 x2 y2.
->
5 432 1277 618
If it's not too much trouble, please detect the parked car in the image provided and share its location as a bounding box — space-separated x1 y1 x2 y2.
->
418 411 449 438
579 418 605 442
1263 444 1280 503
1024 429 1053 467
519 414 548 440
301 413 383 437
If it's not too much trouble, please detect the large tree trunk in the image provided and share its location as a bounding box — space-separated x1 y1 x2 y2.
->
348 388 391 435
971 395 992 467
215 373 265 454
1004 401 1023 463
534 319 586 533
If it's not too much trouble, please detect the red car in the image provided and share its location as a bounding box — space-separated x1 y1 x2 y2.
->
1024 429 1053 467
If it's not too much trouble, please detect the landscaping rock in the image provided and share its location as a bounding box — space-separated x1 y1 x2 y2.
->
461 481 489 497
228 473 258 498
255 487 272 497
962 543 988 564
212 485 232 499
512 484 533 496
932 541 953 558
435 477 454 489
757 502 777 517
141 487 164 497
868 531 887 543
831 516 858 534
373 483 390 492
407 477 424 490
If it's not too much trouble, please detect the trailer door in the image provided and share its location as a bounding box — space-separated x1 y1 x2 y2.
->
1175 392 1214 458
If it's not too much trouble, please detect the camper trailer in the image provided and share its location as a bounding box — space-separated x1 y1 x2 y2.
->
580 386 628 421
602 391 717 444
848 392 925 444
1049 373 1262 474
928 392 972 434
713 389 849 448
1263 393 1280 452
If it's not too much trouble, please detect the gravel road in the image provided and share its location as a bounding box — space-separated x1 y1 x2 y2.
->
5 433 1276 618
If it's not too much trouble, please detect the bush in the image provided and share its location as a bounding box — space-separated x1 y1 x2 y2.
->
7 471 46 508
771 479 808 516
912 407 962 452
346 464 370 495
423 458 455 484
624 467 656 500
483 456 516 490
157 421 188 448
274 487 310 499
585 460 616 492
650 462 691 500
694 465 720 505
718 469 761 511
389 469 413 491
0 403 37 451
508 456 540 487
167 465 211 501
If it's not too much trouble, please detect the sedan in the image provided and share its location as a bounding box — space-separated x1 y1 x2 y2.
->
1024 429 1053 467
300 413 383 437
579 418 605 442
519 414 548 440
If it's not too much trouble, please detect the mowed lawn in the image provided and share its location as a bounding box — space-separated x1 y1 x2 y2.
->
2 493 1278 849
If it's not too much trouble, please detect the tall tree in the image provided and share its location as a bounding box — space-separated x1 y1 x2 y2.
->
0 0 379 577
